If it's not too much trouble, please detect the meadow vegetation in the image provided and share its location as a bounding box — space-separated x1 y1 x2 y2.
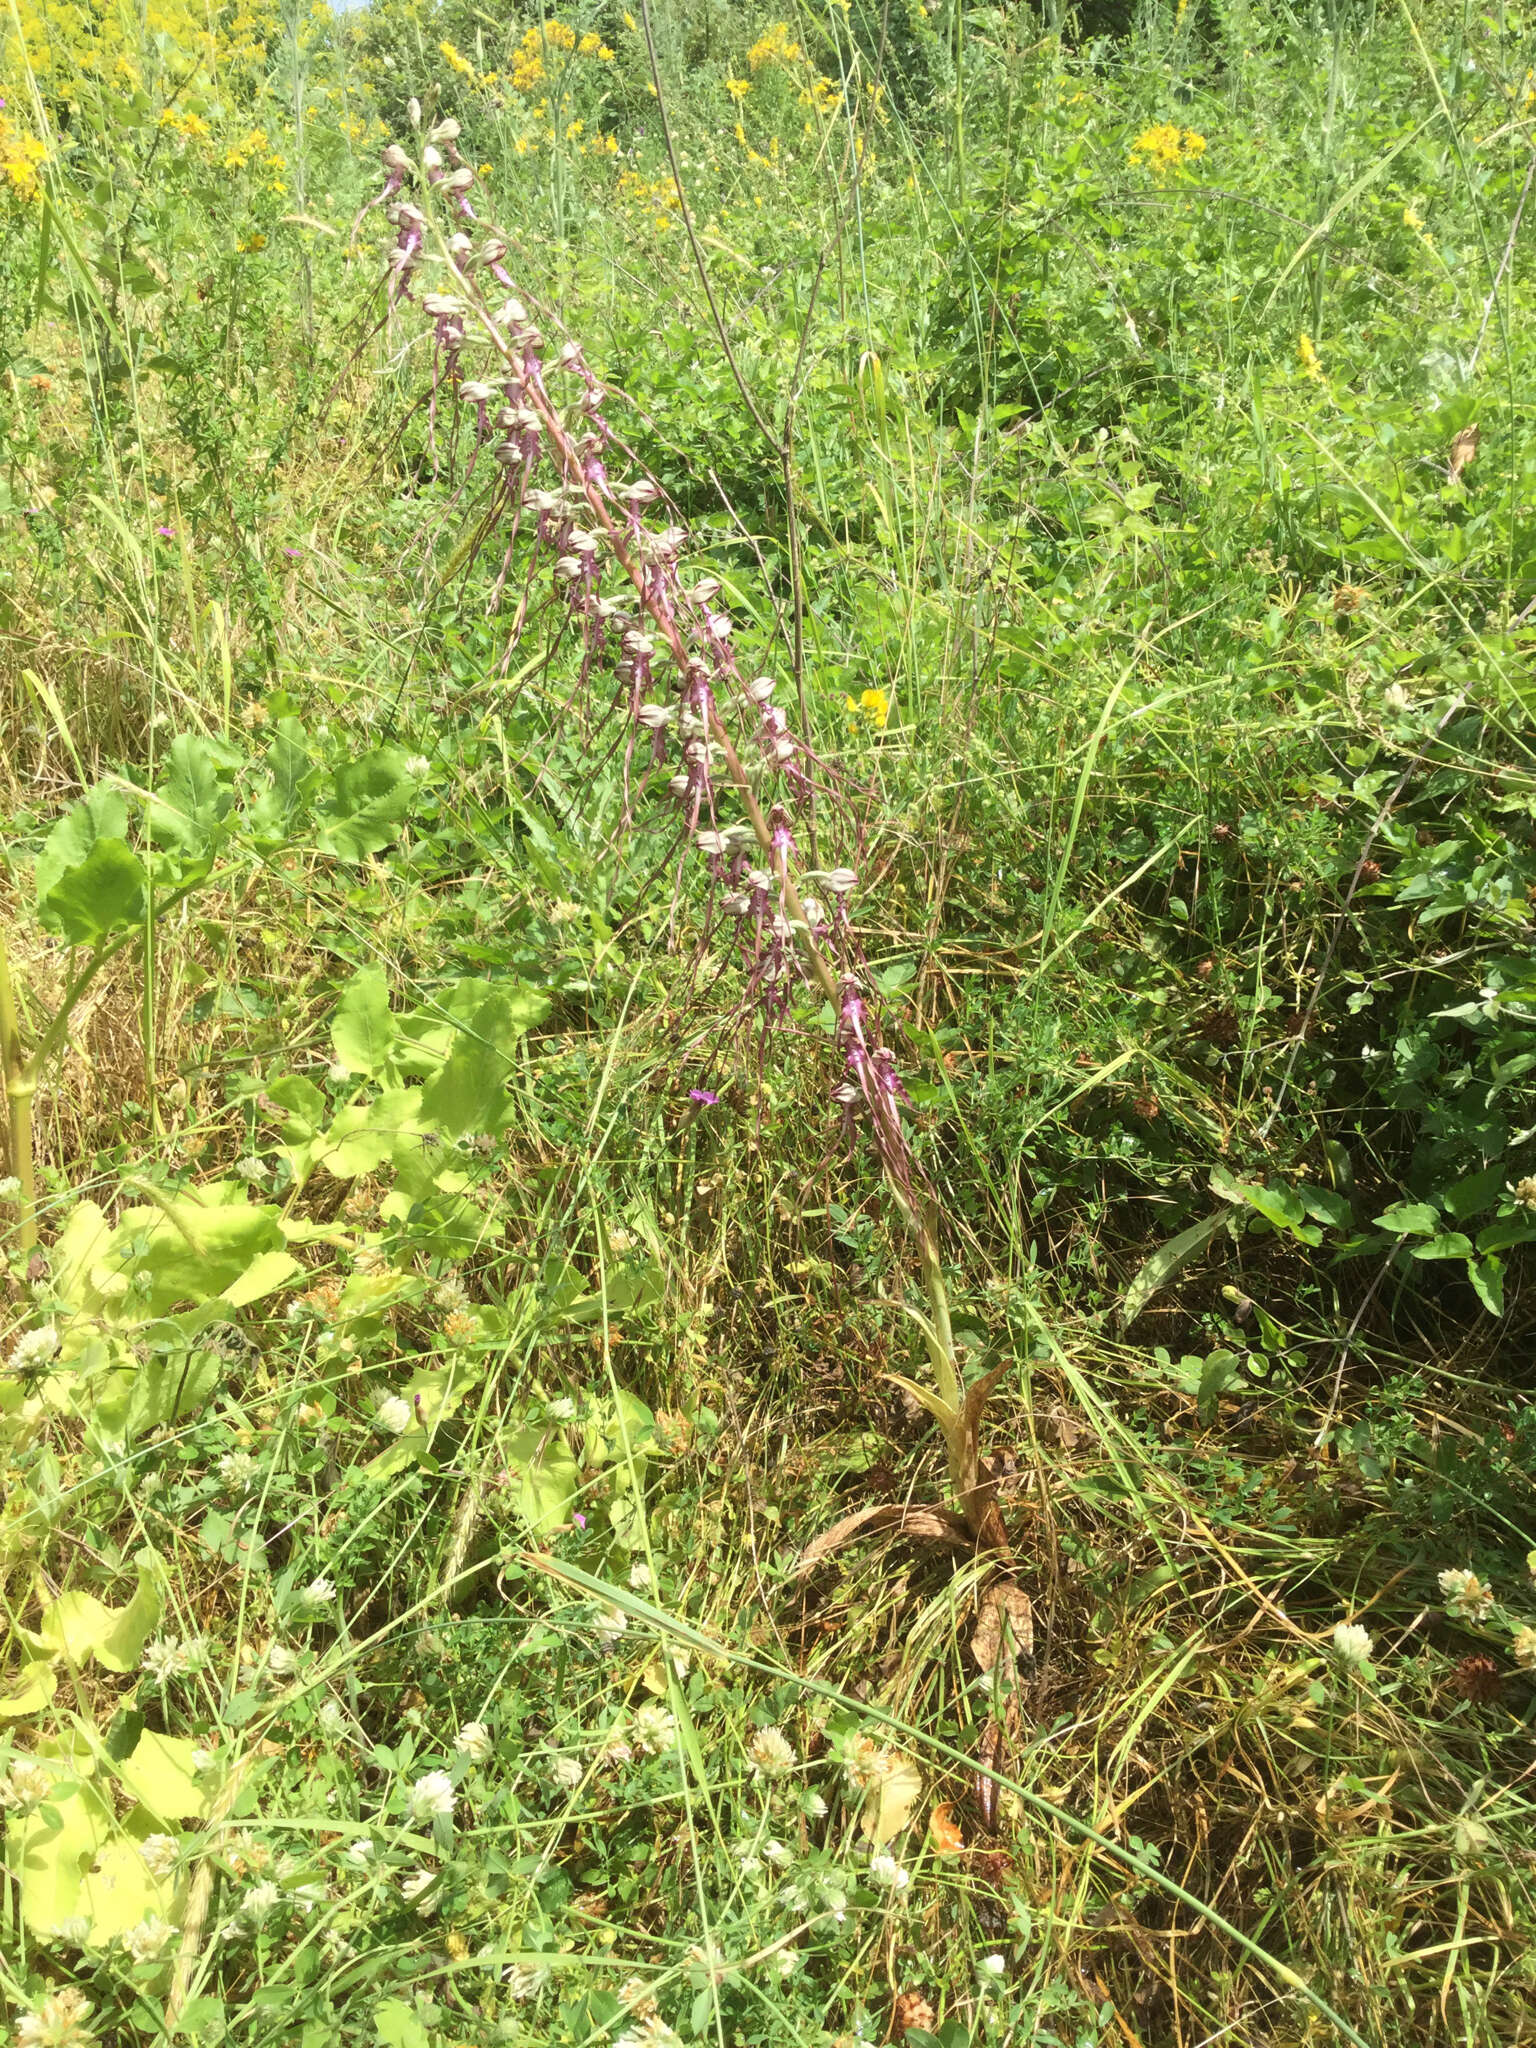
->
3 0 1536 2042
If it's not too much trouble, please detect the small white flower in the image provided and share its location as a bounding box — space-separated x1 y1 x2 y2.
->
978 1952 1007 1979
400 1867 436 1910
409 1769 456 1823
868 1850 910 1891
121 1914 176 1963
327 1062 351 1085
504 1963 546 2000
234 1155 268 1183
0 1756 50 1812
546 1394 577 1421
552 1755 584 1790
455 1720 493 1764
801 1790 829 1820
53 1917 92 1950
592 1605 628 1647
607 1226 634 1254
267 1642 299 1677
375 1394 412 1436
141 1636 191 1685
243 1879 283 1922
301 1576 336 1609
1439 1567 1496 1622
1332 1621 1374 1667
190 1748 214 1774
9 1325 60 1371
139 1833 179 1879
14 1987 95 2047
0 1175 21 1200
628 1560 652 1590
1513 1626 1536 1669
318 1699 348 1737
218 1450 258 1490
762 1837 793 1867
775 1947 799 1978
748 1726 796 1778
631 1703 677 1755
404 754 431 777
1382 682 1413 713
343 1837 376 1866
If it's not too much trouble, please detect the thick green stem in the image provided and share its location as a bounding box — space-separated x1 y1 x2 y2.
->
0 927 38 1254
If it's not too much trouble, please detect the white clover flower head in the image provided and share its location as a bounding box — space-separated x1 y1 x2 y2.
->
546 1394 577 1421
403 754 431 778
748 1726 797 1778
775 1947 799 1978
234 1155 268 1183
409 1769 456 1823
801 1789 829 1819
327 1062 351 1085
1332 1621 1375 1667
9 1325 60 1371
400 1867 437 1914
53 1917 92 1950
301 1576 337 1609
868 1850 910 1891
375 1394 412 1436
628 1560 652 1590
141 1636 192 1685
1438 1567 1496 1622
631 1703 677 1755
1382 682 1413 713
218 1450 258 1490
1514 1180 1536 1215
504 1962 548 2000
762 1837 793 1867
1512 1625 1536 1670
343 1836 376 1866
243 1878 283 1922
592 1605 628 1647
0 1756 51 1812
553 1754 584 1790
318 1699 348 1737
14 1986 96 2047
121 1914 176 1963
978 1951 1007 1980
842 1732 897 1792
0 1175 21 1200
455 1720 493 1764
139 1832 179 1879
267 1642 299 1676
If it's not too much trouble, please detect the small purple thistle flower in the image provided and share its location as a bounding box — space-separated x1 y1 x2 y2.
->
689 1089 720 1107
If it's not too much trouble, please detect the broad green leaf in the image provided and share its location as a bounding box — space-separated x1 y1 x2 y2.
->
1238 1183 1307 1232
1476 1219 1536 1254
78 1833 175 1941
1374 1202 1441 1236
112 1729 208 1820
1300 1185 1351 1228
0 1661 58 1718
502 1424 579 1534
1118 1210 1229 1329
1469 1255 1505 1316
1443 1167 1505 1220
318 748 414 861
1409 1231 1474 1261
312 1090 428 1180
34 784 129 906
33 1551 162 1673
39 837 146 944
373 2000 431 2048
259 1075 327 1139
419 989 537 1138
148 732 235 853
331 967 398 1078
8 1774 115 1933
115 1187 286 1317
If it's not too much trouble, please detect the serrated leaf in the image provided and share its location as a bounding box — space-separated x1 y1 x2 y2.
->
331 968 398 1078
39 837 145 944
148 732 235 853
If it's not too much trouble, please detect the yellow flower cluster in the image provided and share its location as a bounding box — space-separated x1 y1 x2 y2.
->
1297 333 1325 383
0 117 47 201
748 21 801 70
617 165 678 227
802 73 840 115
845 687 890 730
159 107 213 140
509 19 613 92
440 39 476 77
1129 122 1206 174
725 75 751 101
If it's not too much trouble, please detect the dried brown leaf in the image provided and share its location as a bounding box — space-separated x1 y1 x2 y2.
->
794 1501 973 1578
1448 421 1479 484
972 1581 1035 1675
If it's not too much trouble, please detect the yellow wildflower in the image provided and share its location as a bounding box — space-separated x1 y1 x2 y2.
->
1298 333 1325 383
726 76 751 100
844 688 891 730
0 120 47 200
439 38 475 77
748 22 801 70
1129 122 1206 174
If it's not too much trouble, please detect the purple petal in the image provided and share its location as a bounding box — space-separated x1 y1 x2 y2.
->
688 1089 720 1106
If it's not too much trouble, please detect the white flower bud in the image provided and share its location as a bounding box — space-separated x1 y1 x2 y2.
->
429 117 461 143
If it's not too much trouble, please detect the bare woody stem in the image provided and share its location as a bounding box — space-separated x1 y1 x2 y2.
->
0 927 37 1254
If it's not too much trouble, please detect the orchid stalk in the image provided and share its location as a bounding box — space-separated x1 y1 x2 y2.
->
367 111 1001 1546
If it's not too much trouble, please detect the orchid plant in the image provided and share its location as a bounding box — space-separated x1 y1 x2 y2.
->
361 104 1009 1553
